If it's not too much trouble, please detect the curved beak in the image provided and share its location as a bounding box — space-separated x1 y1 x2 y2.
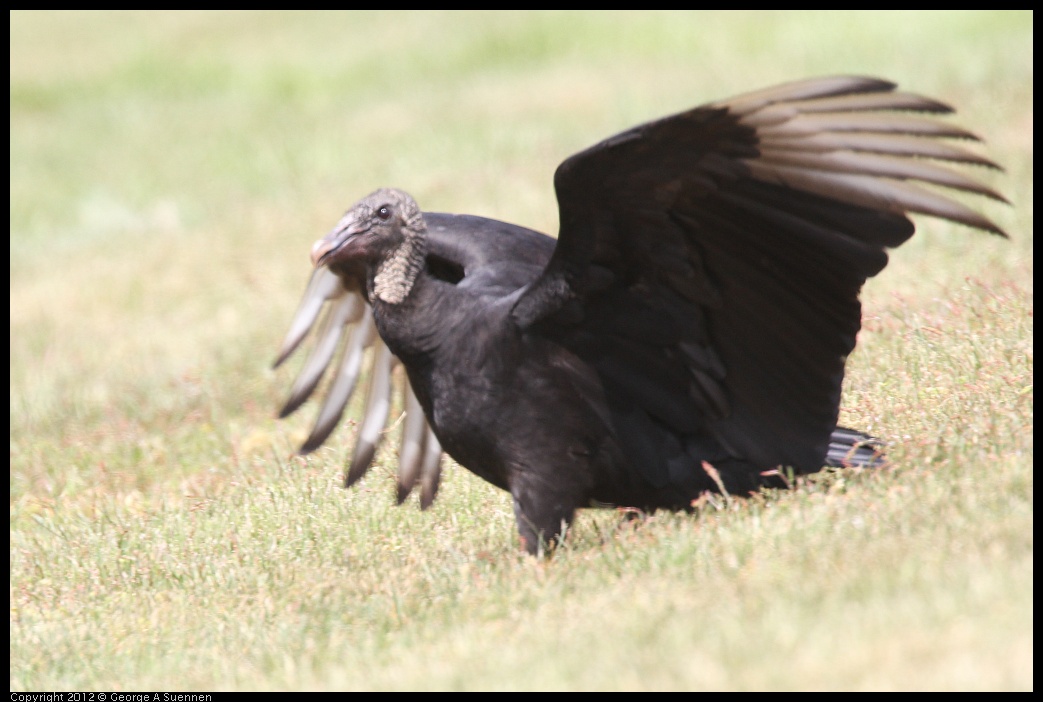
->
310 236 337 268
310 212 365 268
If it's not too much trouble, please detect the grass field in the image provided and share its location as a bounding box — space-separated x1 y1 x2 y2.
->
10 10 1033 690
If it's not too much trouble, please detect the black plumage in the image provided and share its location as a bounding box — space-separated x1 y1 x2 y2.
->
275 76 1006 553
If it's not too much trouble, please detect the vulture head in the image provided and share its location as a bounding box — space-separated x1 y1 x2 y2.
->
311 188 427 304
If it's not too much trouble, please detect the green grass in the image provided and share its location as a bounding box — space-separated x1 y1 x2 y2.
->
10 10 1033 691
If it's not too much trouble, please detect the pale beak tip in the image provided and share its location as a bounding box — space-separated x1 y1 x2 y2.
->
310 239 331 267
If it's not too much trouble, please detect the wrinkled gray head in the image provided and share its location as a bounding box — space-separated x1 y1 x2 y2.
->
310 188 427 304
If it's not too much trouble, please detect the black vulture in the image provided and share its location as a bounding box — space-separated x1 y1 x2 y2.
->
274 76 1007 554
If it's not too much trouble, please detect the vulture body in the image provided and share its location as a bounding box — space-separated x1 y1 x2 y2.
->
275 76 1006 553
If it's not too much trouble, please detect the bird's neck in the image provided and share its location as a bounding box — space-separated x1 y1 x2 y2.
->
371 234 427 305
368 259 450 366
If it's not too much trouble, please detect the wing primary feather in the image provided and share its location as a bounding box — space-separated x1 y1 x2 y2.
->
273 268 346 369
743 161 1007 236
755 112 980 140
736 92 954 129
278 292 364 419
775 91 954 115
396 385 427 504
716 76 896 116
298 310 378 454
755 148 1008 203
345 341 395 488
757 131 1003 169
419 426 443 511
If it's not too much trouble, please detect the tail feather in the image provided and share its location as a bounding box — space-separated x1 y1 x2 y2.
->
827 426 887 468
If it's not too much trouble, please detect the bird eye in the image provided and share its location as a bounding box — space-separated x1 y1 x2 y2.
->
377 205 391 220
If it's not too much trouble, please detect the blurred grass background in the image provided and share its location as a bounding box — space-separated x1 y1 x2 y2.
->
10 10 1032 690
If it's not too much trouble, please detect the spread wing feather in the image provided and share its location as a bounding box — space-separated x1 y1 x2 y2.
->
274 267 440 506
514 75 1006 486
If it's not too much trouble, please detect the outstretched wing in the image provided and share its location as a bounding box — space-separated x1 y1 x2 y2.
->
274 266 443 508
513 76 1006 484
